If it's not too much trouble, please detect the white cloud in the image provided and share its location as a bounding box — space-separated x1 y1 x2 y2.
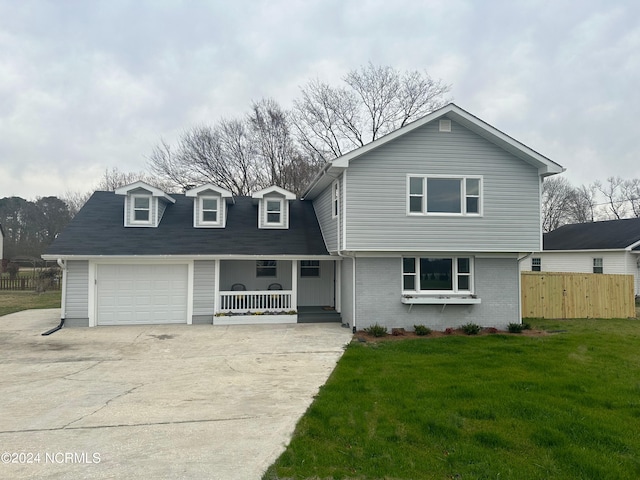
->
0 0 639 201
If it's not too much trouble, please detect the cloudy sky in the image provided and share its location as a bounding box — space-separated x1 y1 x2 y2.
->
1 0 638 200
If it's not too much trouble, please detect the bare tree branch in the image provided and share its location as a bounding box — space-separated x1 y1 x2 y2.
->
294 63 451 162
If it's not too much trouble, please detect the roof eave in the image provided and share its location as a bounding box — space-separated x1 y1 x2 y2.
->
301 103 565 198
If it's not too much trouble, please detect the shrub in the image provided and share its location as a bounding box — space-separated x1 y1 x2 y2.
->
461 322 481 335
413 325 432 336
522 322 532 330
364 323 387 337
508 322 524 333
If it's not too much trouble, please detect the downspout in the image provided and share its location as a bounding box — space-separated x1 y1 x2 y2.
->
516 253 535 325
42 258 66 336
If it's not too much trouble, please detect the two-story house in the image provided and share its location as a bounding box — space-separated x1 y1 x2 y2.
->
43 104 564 330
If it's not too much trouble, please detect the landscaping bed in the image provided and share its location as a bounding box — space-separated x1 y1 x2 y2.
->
264 318 640 480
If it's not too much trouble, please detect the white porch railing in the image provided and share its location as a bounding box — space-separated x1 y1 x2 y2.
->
219 290 294 313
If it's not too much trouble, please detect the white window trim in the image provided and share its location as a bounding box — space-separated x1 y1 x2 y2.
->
262 197 287 228
531 257 542 271
198 195 222 227
401 256 475 295
130 194 153 225
406 174 483 217
593 257 604 274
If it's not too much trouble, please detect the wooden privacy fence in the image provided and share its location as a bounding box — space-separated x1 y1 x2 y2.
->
521 272 635 319
0 277 61 291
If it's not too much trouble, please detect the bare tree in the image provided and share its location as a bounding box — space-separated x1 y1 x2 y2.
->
595 176 627 219
62 167 174 217
568 184 598 223
294 63 451 161
542 176 576 232
621 178 640 217
149 121 263 196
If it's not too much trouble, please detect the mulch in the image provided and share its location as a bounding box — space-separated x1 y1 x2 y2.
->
353 327 549 343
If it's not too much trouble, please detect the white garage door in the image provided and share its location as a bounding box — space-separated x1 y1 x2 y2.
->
97 264 188 325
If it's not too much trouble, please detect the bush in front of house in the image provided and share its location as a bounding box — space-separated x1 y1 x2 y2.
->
413 325 432 336
461 322 481 335
508 323 524 333
364 323 388 337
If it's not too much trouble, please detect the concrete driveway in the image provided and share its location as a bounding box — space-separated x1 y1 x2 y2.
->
0 309 352 480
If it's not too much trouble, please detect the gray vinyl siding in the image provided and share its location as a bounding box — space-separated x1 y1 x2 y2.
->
313 182 338 252
345 119 541 252
193 260 216 319
298 260 335 306
219 260 292 291
157 199 168 223
354 256 519 330
65 260 89 326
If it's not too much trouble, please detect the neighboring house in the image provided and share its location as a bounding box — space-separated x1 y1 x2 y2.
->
43 103 564 329
521 218 640 296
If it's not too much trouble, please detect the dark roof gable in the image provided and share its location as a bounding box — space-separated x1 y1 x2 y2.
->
45 192 328 256
544 217 640 250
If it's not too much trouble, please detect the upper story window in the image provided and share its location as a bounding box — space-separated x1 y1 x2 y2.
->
531 258 541 272
402 256 473 293
200 197 219 224
408 175 482 216
132 195 151 223
115 181 176 228
332 181 340 218
252 186 295 229
266 199 283 225
185 184 233 228
593 258 603 274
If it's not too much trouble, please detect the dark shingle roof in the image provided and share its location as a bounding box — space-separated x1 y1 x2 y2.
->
543 217 640 250
45 192 329 256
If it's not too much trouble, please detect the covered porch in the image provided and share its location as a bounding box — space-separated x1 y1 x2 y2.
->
213 258 340 325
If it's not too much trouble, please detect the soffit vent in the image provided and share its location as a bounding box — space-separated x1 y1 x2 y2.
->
439 119 452 132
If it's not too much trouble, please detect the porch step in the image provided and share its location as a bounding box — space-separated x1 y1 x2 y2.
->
297 307 342 324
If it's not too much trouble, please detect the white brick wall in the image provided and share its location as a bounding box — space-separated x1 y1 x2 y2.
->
354 256 520 331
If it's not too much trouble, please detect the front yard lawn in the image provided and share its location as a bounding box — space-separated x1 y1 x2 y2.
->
264 318 640 480
0 290 61 316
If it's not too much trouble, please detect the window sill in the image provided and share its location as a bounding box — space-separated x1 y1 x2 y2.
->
401 295 481 305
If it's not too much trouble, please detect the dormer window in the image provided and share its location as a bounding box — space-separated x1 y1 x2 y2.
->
200 197 219 224
252 186 296 229
132 195 151 223
266 199 283 225
185 184 233 228
115 181 176 228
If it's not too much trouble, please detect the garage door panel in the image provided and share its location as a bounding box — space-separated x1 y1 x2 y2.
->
97 264 188 325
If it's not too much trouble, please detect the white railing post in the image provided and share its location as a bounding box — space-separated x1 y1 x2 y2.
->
291 260 298 311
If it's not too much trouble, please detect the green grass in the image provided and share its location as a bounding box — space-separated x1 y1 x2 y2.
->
264 318 640 480
0 290 61 316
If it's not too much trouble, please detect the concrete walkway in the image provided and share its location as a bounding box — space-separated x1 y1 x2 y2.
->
0 309 352 479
